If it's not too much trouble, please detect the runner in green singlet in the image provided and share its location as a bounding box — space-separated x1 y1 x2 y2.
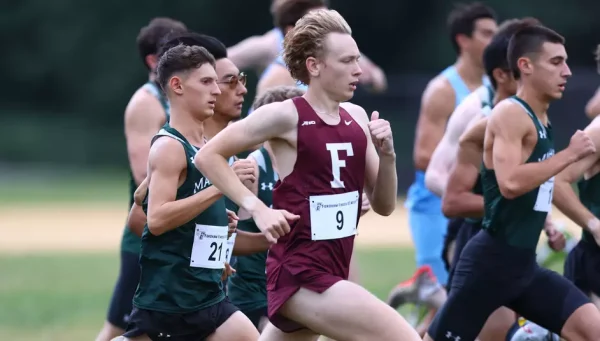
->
96 17 187 341
121 45 259 341
425 24 600 341
125 31 274 253
441 19 565 341
552 46 600 309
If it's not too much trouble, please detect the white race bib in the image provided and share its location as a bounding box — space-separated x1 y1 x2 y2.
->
190 224 228 269
309 191 359 241
534 177 554 213
224 232 237 264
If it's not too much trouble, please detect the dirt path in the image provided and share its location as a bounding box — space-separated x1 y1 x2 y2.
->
0 201 582 253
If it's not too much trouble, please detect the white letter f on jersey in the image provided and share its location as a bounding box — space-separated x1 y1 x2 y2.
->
326 142 354 188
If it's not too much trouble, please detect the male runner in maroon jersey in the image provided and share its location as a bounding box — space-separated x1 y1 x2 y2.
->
195 8 420 341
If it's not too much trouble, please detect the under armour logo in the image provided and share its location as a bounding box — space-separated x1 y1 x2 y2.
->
445 331 461 341
539 130 547 139
261 182 273 190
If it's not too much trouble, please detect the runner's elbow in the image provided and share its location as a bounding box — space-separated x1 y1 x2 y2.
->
193 150 209 173
441 194 460 218
413 151 431 172
585 101 600 119
372 202 395 216
424 169 444 196
498 180 520 200
146 216 168 236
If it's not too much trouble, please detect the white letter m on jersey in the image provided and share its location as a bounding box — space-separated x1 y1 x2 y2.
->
326 142 354 188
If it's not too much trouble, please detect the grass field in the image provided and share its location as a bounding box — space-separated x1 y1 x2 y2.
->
0 172 575 340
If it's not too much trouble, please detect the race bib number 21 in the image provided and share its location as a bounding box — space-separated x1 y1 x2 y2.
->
190 224 228 269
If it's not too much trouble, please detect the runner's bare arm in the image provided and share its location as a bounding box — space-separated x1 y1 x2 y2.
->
489 102 578 199
345 103 396 216
194 101 297 213
442 118 487 218
553 181 595 231
357 53 387 92
227 29 279 71
256 64 296 97
232 231 271 255
125 90 166 185
127 203 147 237
413 79 455 171
237 156 260 221
585 87 600 119
425 95 482 196
146 138 224 235
425 135 454 196
553 124 600 229
133 177 149 205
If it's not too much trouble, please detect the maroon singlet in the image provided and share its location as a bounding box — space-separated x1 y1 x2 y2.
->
266 97 367 332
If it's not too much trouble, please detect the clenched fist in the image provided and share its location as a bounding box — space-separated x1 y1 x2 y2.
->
221 262 236 281
368 111 395 157
252 204 299 244
567 130 596 161
226 209 238 238
232 159 256 183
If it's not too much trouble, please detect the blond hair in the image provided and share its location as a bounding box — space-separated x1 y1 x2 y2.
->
253 86 305 109
283 9 352 85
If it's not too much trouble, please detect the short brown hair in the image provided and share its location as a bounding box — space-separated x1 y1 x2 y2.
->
156 45 216 92
252 86 305 109
283 9 351 85
272 0 328 33
136 17 187 69
447 2 497 54
507 24 565 79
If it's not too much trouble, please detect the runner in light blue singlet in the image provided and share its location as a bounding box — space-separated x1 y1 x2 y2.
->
405 65 490 286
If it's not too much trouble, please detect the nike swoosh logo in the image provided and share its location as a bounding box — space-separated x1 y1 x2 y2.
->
345 120 352 125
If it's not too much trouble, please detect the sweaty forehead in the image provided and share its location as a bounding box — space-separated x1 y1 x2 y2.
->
215 58 239 78
324 33 359 58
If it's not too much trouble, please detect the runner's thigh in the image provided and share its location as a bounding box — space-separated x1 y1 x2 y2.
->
207 311 259 341
280 280 421 341
507 266 590 335
258 322 319 341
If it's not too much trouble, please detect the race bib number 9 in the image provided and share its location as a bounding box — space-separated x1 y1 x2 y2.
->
310 191 359 241
190 224 229 269
534 177 554 213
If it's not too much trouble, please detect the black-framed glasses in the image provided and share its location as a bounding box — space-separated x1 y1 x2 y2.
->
217 72 247 89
